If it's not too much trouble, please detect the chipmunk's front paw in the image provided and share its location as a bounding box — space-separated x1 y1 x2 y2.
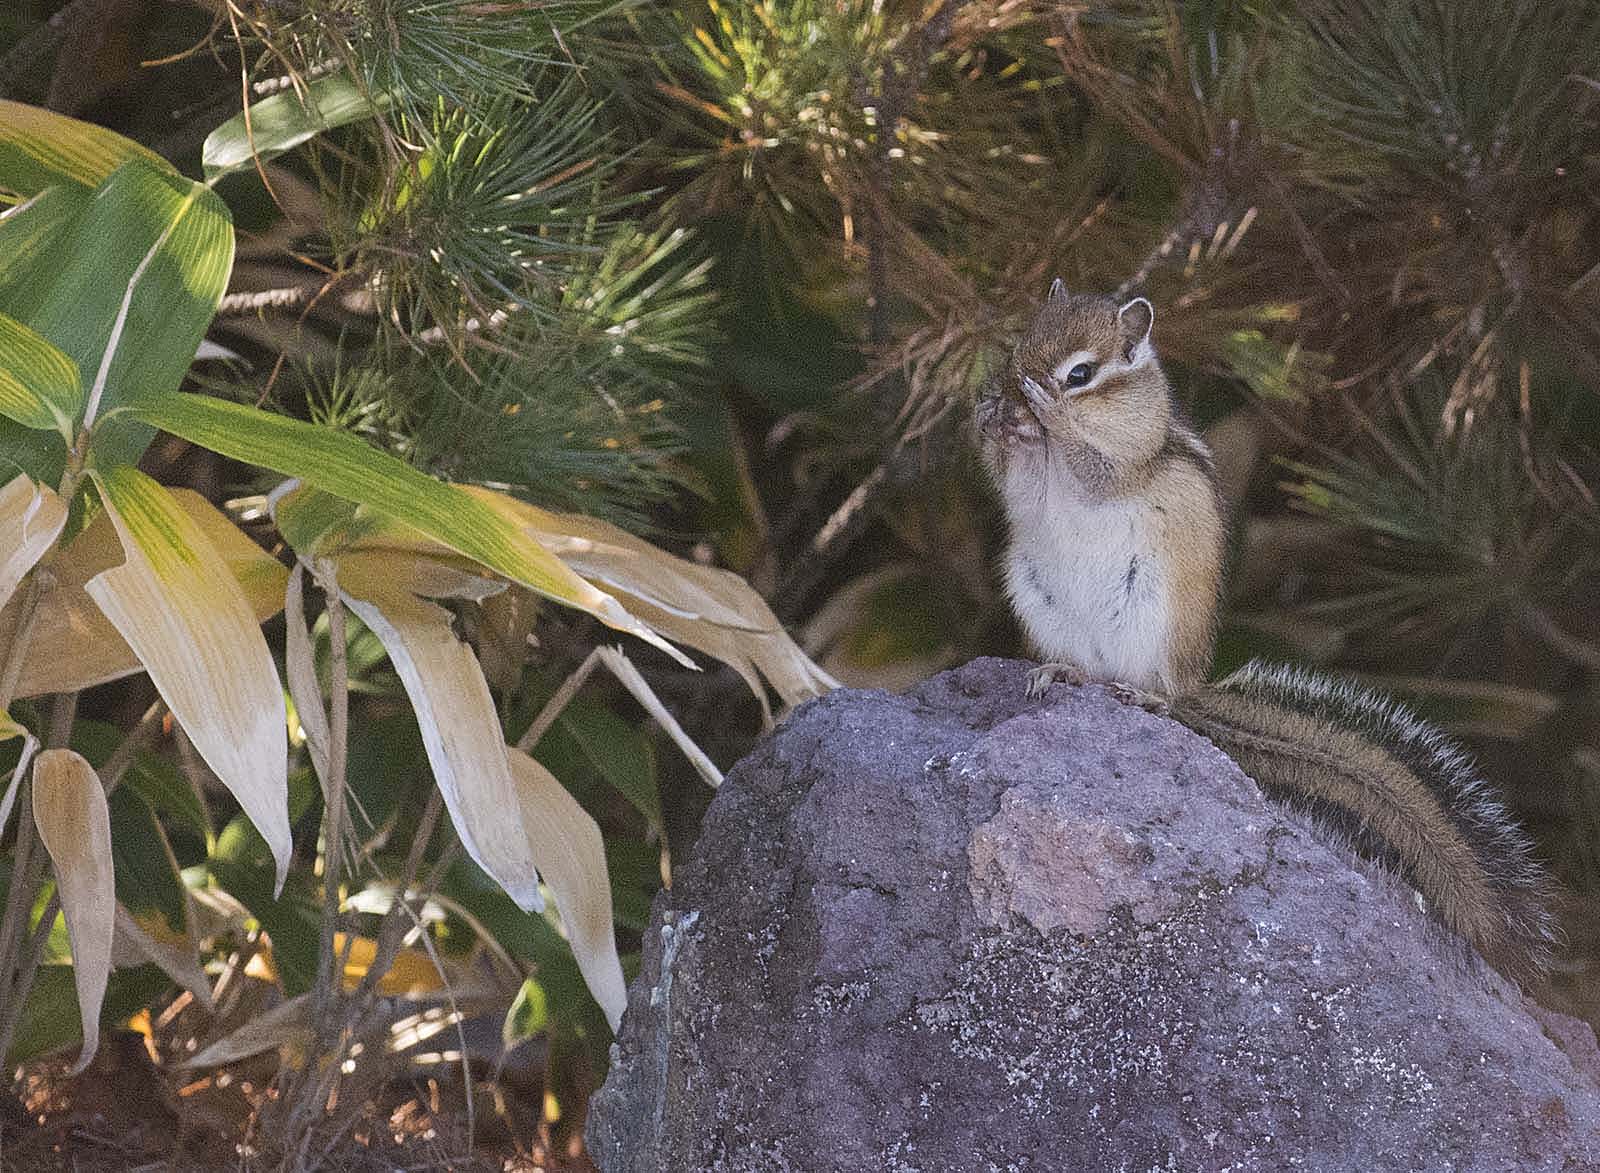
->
1109 682 1171 717
1026 661 1089 699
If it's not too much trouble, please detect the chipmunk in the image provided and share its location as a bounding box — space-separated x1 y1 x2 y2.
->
975 280 1555 976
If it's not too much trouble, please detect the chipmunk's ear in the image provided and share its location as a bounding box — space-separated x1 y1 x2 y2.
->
1048 277 1067 303
1117 297 1154 362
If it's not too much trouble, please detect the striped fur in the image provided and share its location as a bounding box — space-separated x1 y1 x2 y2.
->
1172 661 1557 977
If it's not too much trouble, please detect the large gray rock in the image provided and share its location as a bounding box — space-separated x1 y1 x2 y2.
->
587 658 1600 1171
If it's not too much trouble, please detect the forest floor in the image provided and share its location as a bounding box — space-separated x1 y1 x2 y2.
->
2 1029 596 1172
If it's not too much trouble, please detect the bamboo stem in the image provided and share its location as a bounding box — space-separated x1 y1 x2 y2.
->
313 569 350 1029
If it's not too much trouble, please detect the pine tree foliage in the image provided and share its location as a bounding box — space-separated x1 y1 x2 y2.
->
637 0 1600 1015
167 0 720 524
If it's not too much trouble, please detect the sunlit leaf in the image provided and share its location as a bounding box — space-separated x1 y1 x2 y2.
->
85 465 291 889
0 160 233 481
506 745 626 1030
0 473 65 611
341 571 542 911
332 931 444 995
0 100 170 196
0 189 87 482
0 312 79 435
0 487 287 698
503 977 549 1045
203 75 392 181
133 400 692 665
463 488 838 716
31 748 114 1073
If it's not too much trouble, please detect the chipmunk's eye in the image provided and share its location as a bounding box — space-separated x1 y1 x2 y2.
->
1065 362 1096 388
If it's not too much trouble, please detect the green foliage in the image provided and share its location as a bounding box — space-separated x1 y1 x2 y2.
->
265 0 618 120
349 226 716 523
350 82 627 334
1280 381 1598 652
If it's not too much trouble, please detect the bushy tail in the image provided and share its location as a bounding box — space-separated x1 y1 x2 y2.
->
1170 661 1557 977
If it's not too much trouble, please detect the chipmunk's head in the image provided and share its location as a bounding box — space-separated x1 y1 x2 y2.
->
976 279 1171 475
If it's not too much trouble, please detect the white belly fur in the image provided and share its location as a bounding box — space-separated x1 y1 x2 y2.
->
1002 475 1174 692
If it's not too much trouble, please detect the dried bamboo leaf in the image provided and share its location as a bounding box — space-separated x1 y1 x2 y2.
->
341 580 542 913
0 473 65 610
506 744 626 1030
182 993 311 1069
112 903 214 1012
283 563 330 795
31 748 114 1073
84 467 291 889
3 487 287 698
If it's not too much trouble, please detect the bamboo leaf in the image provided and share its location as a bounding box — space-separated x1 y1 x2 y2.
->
503 978 549 1045
463 488 838 716
112 903 214 1012
182 993 311 1069
203 75 392 181
123 403 691 665
284 564 331 796
4 964 168 1068
0 313 80 435
331 931 445 995
0 186 84 294
0 100 170 196
0 161 234 480
0 473 66 610
0 189 86 482
0 723 37 840
506 745 627 1030
84 465 291 889
31 748 115 1073
341 578 542 912
0 487 286 698
598 646 722 789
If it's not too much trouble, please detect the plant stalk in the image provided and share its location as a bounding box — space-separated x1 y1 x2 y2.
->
312 568 350 1030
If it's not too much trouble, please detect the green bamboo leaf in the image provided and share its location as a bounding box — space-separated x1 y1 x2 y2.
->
0 160 234 480
503 978 550 1046
0 100 170 196
72 716 211 849
108 791 187 938
0 311 80 435
0 186 86 292
131 391 692 665
203 75 391 182
0 188 88 480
